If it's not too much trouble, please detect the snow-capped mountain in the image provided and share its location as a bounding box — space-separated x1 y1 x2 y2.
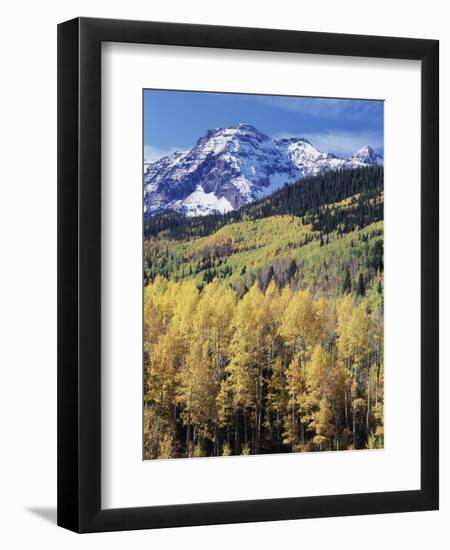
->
348 144 383 166
144 123 383 218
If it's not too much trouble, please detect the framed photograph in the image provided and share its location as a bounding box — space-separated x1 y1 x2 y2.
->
57 17 439 532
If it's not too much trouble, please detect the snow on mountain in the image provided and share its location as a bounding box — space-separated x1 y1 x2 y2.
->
348 145 384 166
144 123 383 218
276 137 345 178
171 185 234 217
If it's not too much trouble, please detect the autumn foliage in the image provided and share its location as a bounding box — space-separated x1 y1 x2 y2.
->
144 277 383 458
143 167 384 458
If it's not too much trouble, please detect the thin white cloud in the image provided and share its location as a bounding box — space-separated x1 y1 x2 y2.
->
144 145 181 162
257 96 383 121
275 130 383 158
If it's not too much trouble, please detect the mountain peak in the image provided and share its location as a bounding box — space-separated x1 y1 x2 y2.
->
204 123 263 136
357 145 374 155
196 123 269 150
232 122 260 132
351 145 383 165
275 136 312 145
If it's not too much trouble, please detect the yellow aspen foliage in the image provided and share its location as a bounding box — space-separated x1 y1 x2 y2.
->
226 283 265 411
143 277 383 457
280 290 319 356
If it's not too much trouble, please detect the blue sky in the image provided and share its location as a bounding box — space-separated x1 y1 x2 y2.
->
143 89 384 160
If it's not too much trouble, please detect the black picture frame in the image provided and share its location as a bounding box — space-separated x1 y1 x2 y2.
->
57 16 439 533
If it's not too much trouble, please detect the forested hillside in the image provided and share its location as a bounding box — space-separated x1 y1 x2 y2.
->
143 166 384 459
144 165 383 240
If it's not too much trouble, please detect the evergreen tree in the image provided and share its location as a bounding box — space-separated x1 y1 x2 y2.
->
342 267 352 294
357 273 366 296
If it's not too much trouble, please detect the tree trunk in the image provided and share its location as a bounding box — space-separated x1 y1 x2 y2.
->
185 393 192 458
185 423 191 458
352 362 357 448
366 366 371 435
276 409 280 450
257 365 263 454
244 410 248 446
234 411 240 455
344 389 348 428
376 361 380 408
214 423 219 456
